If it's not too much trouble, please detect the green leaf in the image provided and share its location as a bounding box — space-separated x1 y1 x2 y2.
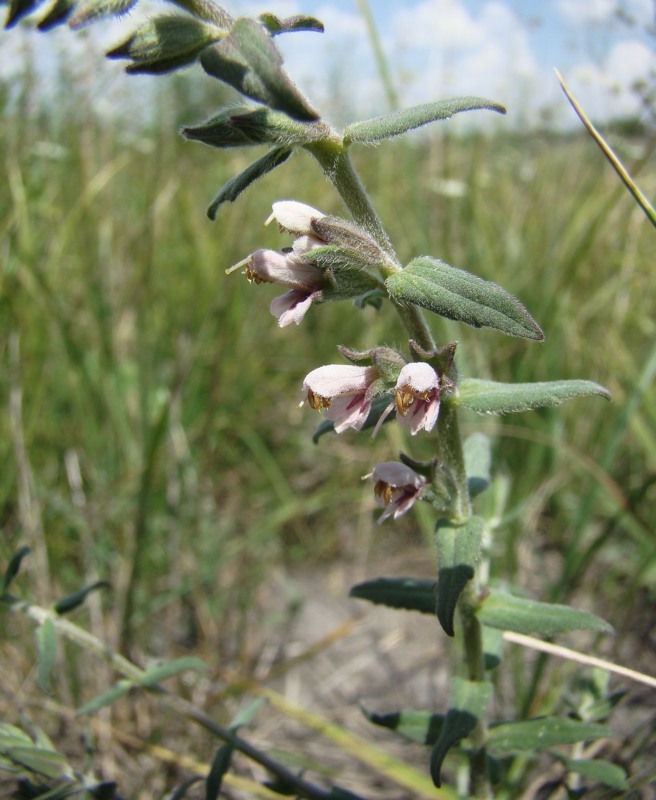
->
430 678 492 787
37 0 75 30
139 656 207 687
5 0 42 27
200 17 318 121
564 758 629 791
487 717 611 755
349 577 435 614
76 680 132 716
206 744 233 800
386 256 543 340
435 517 484 636
457 378 611 415
167 0 232 26
36 618 57 695
344 97 505 145
478 591 613 636
3 746 69 779
183 107 324 149
229 697 266 731
1 545 31 595
207 146 292 218
482 625 504 671
53 580 111 615
68 0 136 29
107 15 224 74
463 432 492 498
259 13 324 36
363 708 444 745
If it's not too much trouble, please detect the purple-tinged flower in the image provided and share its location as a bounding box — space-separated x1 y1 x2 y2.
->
303 364 378 433
245 249 325 327
395 362 441 435
267 201 325 236
371 462 426 523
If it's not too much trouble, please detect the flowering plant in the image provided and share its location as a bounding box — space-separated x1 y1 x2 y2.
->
3 2 645 799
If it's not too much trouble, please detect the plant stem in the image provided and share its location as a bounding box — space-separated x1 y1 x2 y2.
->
460 586 491 799
309 135 489 796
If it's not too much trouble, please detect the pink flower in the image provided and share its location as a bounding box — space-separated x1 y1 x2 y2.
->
395 362 441 435
245 248 325 327
371 462 426 523
303 364 379 433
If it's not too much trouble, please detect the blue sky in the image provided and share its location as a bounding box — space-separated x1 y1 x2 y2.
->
1 0 654 129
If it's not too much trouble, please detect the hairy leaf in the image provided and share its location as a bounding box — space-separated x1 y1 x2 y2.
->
200 17 318 121
76 680 132 716
564 758 629 791
139 656 207 687
1 546 31 595
350 577 435 614
53 580 111 615
259 13 324 36
463 432 492 498
435 516 484 636
479 591 613 636
107 15 224 74
487 717 611 755
457 378 611 414
207 146 292 218
363 707 444 745
69 0 136 29
386 257 543 340
430 678 492 787
206 744 233 800
344 97 505 145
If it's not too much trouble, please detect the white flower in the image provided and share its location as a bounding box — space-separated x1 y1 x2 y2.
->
303 364 378 433
371 462 426 523
394 362 441 435
268 200 325 236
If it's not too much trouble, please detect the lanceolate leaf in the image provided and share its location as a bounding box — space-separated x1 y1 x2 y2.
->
457 378 611 415
363 708 444 746
76 680 132 716
183 107 325 149
487 717 611 755
463 432 492 498
430 678 492 787
53 580 111 615
1 546 31 595
68 0 136 29
5 0 42 28
168 0 232 26
349 577 435 614
207 146 292 218
37 0 75 30
386 257 544 340
259 12 324 36
107 15 224 74
200 17 318 121
344 97 506 145
478 591 613 637
435 517 484 636
206 744 233 800
564 759 629 791
139 656 207 686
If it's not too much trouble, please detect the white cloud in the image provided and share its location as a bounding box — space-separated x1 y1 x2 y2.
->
556 0 617 25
